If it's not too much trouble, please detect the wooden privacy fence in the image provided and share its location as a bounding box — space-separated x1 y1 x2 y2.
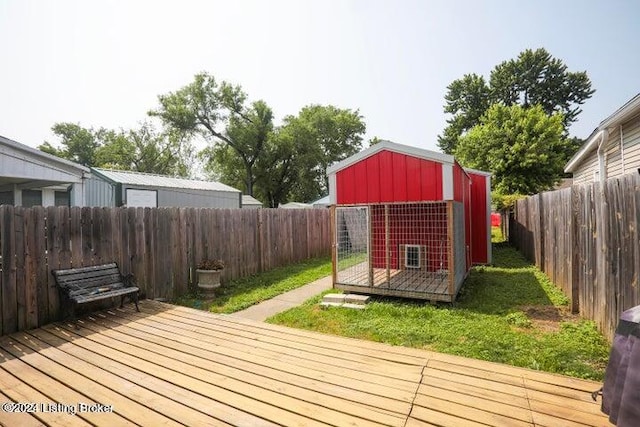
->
509 173 640 340
0 206 330 336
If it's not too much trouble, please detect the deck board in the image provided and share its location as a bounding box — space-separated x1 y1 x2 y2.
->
0 300 610 426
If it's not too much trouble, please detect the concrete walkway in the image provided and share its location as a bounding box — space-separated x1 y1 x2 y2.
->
228 275 333 321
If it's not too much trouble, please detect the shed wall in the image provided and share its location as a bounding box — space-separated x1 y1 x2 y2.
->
85 176 116 207
622 114 640 172
572 150 599 185
335 150 443 204
453 163 472 268
468 172 490 264
570 113 640 184
605 126 623 178
153 187 240 208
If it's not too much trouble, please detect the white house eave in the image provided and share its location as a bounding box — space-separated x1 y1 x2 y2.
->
0 134 90 174
565 93 640 173
326 140 455 176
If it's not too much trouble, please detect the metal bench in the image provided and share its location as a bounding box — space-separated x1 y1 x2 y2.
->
52 263 140 321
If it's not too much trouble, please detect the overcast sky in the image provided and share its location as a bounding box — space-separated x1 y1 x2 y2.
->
1 0 639 156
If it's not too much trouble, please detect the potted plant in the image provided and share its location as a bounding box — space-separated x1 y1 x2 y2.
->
196 259 225 297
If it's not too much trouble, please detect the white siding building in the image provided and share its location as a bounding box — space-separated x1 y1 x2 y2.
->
566 93 640 184
0 135 89 207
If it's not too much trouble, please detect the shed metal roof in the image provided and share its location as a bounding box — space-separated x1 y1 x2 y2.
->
91 168 240 193
241 194 263 206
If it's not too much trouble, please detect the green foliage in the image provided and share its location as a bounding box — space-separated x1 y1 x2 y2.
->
151 73 269 196
274 105 365 204
152 73 366 206
174 256 332 314
505 311 532 328
39 121 192 176
39 122 101 166
269 243 607 380
97 122 192 176
438 74 491 154
492 192 526 210
438 48 594 155
454 104 568 194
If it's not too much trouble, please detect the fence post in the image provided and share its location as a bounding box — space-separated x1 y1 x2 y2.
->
330 205 336 287
570 185 580 313
538 193 545 270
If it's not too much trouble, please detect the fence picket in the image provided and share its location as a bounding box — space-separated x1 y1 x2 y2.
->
510 174 640 340
0 206 330 335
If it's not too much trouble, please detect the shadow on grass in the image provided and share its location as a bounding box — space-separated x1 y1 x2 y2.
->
456 270 555 315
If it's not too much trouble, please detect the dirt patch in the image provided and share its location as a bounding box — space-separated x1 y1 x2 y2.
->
519 305 580 333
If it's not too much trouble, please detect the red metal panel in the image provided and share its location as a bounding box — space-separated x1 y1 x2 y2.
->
365 155 381 203
406 156 422 201
336 167 355 204
469 172 489 264
434 162 443 200
453 164 464 202
392 152 408 201
451 162 472 269
353 160 368 202
418 160 443 200
464 172 472 270
378 150 394 202
335 149 447 204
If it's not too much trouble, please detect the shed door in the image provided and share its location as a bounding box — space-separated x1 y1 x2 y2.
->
335 206 370 286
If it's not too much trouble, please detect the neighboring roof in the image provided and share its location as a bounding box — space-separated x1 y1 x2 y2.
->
565 93 640 173
242 194 262 206
279 202 313 209
311 195 330 205
91 168 240 193
326 140 455 175
0 134 90 173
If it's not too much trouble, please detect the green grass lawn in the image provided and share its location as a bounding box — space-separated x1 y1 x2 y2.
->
173 256 332 314
268 230 610 380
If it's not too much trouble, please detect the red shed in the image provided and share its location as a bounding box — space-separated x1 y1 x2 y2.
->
327 140 491 302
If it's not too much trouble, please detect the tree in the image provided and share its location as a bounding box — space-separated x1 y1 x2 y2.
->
150 72 272 196
198 102 365 206
437 74 491 154
438 48 594 154
39 123 102 166
39 121 192 176
368 136 383 145
150 73 366 204
96 122 192 176
279 105 366 201
454 104 567 194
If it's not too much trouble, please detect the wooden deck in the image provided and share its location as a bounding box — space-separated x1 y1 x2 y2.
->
0 300 609 426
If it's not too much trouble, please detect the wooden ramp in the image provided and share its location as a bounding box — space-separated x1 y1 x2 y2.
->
0 300 609 426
